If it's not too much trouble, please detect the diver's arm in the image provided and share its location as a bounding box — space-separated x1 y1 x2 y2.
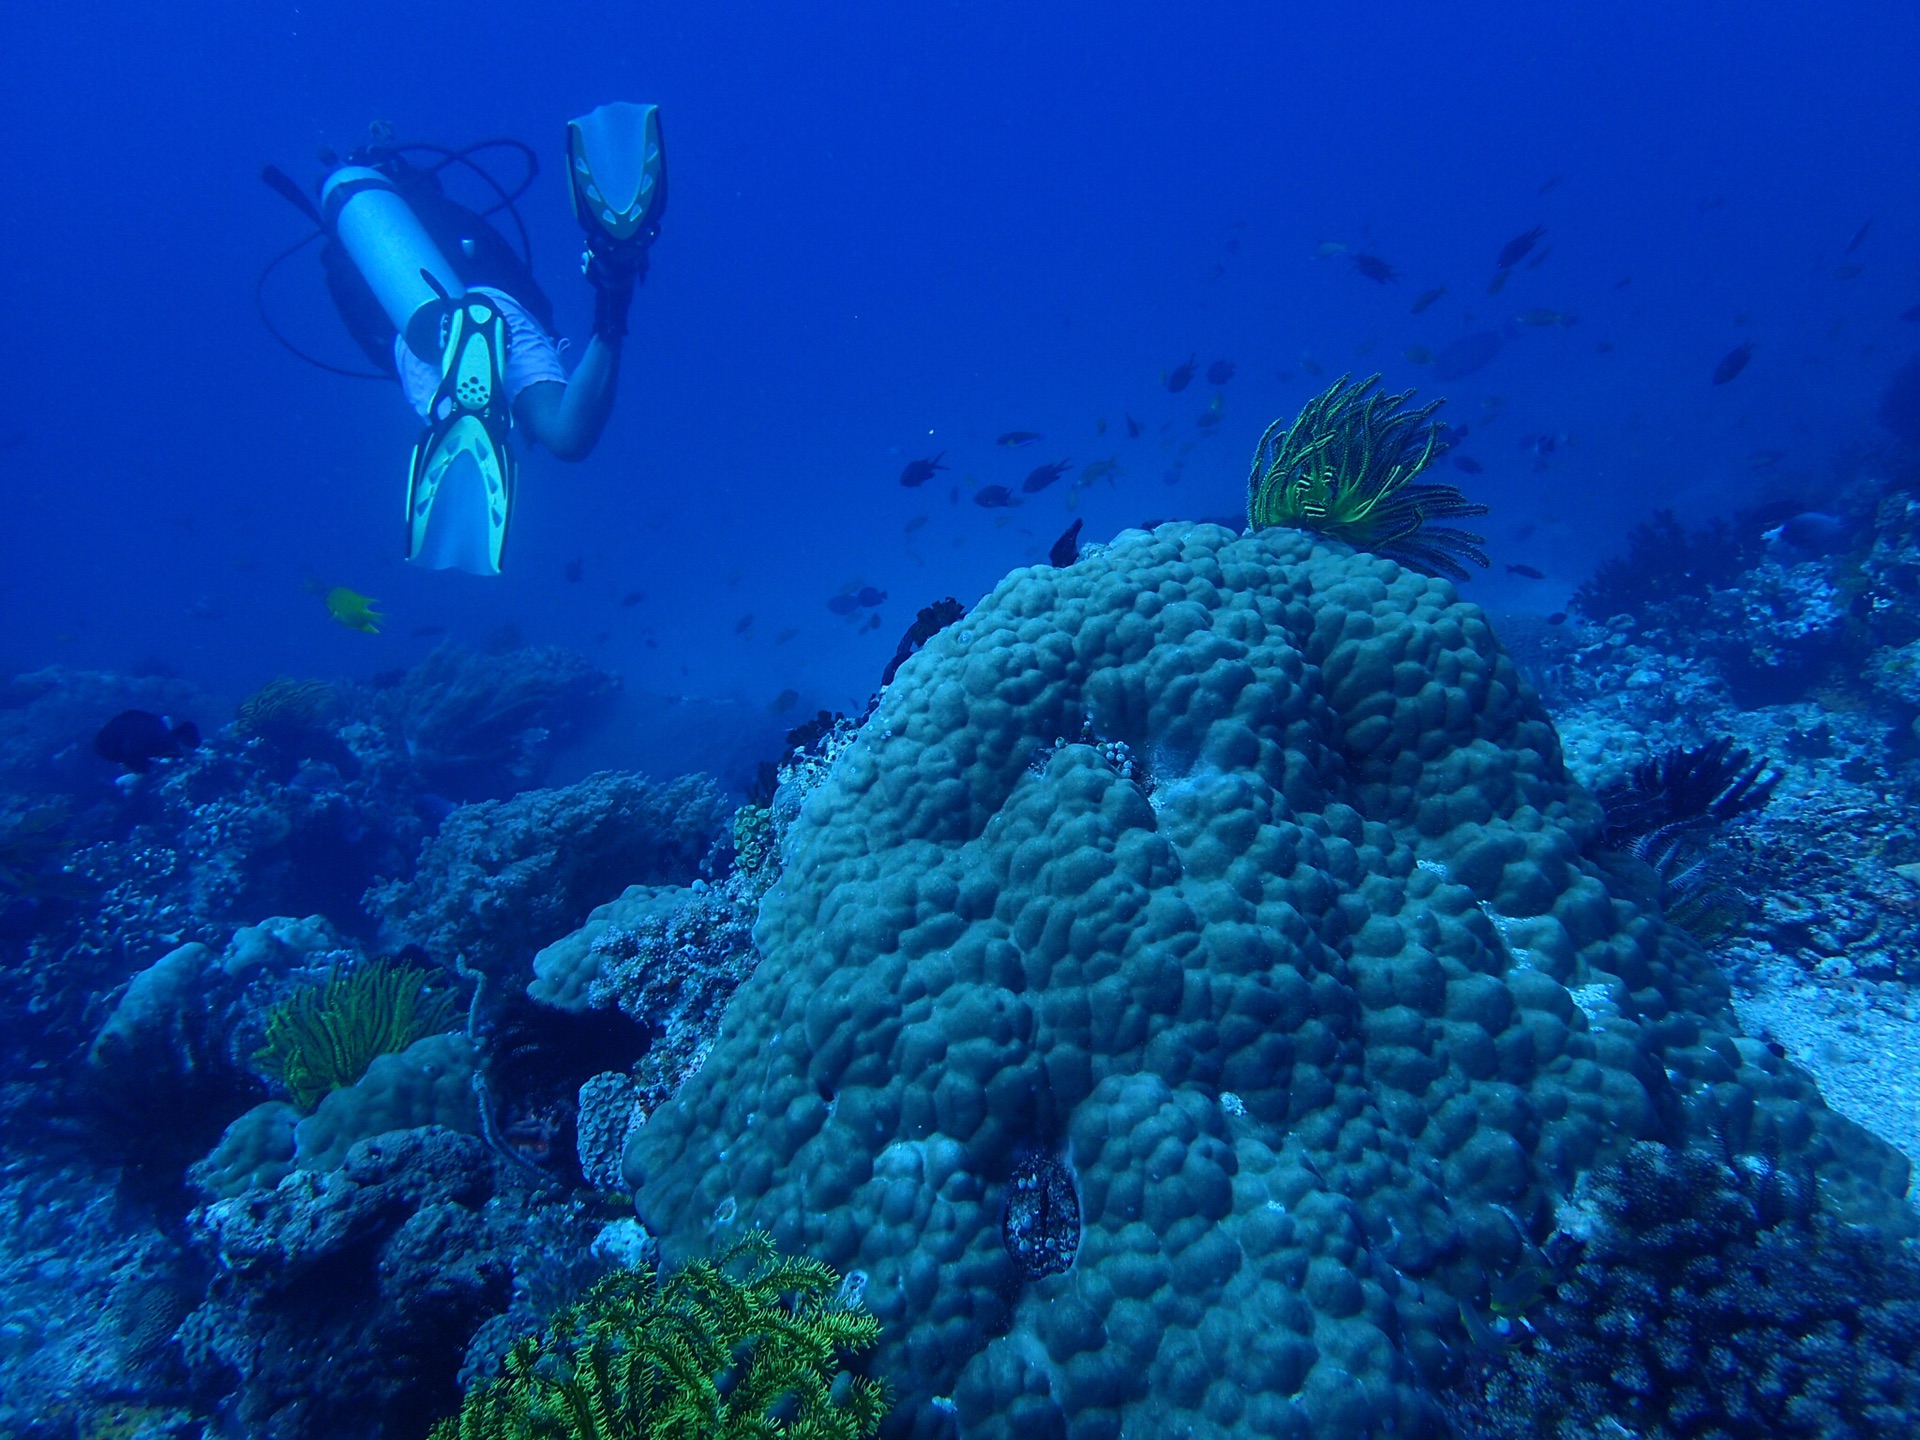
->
514 335 621 462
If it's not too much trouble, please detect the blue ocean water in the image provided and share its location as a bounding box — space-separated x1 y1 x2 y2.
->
1 3 1912 707
5 2 1920 1437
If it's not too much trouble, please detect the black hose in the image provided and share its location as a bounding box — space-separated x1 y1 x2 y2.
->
396 139 540 272
254 231 390 380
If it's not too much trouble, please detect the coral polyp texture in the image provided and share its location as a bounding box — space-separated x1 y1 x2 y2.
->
623 523 1908 1439
1248 373 1489 582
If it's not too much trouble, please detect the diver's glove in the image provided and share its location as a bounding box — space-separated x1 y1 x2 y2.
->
584 237 649 342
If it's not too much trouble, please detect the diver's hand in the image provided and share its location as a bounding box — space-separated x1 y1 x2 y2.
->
583 239 648 341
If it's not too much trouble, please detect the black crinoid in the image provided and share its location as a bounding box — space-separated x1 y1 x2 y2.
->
1596 739 1780 950
1596 735 1780 855
1246 373 1490 582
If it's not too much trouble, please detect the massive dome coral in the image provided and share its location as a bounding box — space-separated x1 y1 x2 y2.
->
623 523 1906 1439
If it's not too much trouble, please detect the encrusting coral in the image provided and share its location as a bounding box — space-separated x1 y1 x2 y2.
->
1248 373 1489 581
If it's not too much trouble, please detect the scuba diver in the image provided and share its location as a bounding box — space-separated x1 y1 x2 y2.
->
260 103 665 575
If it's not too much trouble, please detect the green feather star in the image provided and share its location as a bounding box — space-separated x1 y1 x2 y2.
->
1247 373 1490 582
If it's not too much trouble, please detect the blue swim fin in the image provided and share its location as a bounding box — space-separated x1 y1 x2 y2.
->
404 294 514 575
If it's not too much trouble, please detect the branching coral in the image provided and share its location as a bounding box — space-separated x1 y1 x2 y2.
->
254 959 463 1111
431 1230 888 1440
1247 372 1489 581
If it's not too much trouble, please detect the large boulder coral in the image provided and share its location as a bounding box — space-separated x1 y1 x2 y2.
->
624 524 1909 1440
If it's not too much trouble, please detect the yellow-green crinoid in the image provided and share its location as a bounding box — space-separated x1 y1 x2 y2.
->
254 959 462 1111
1247 373 1489 581
431 1230 890 1440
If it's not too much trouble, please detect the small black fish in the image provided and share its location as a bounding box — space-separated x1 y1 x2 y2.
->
856 586 888 608
1125 412 1143 438
904 514 929 534
899 452 948 487
997 430 1042 447
411 624 447 638
827 593 861 615
1712 342 1755 385
564 557 585 583
1547 612 1567 626
1021 460 1073 494
1410 286 1447 314
1351 253 1396 284
1901 303 1920 323
1049 519 1083 568
620 590 646 607
1451 454 1484 474
862 613 883 632
735 614 754 636
768 688 799 714
1846 218 1874 255
1486 269 1512 296
1165 355 1197 392
94 710 200 775
1496 225 1546 270
1206 360 1235 386
1506 564 1545 580
974 485 1017 508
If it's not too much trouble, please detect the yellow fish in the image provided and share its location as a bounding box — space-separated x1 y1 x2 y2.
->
325 587 383 634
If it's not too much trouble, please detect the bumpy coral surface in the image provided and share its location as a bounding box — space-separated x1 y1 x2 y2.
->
625 524 1907 1439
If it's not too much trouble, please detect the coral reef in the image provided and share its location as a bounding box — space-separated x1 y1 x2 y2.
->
1447 1139 1920 1439
581 884 759 1117
369 770 729 979
1247 373 1489 581
181 1128 511 1440
623 522 1910 1439
380 643 620 801
1704 559 1850 705
1570 509 1748 628
431 1230 887 1440
528 713 861 1145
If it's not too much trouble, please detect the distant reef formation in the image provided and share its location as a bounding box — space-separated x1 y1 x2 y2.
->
624 522 1912 1438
